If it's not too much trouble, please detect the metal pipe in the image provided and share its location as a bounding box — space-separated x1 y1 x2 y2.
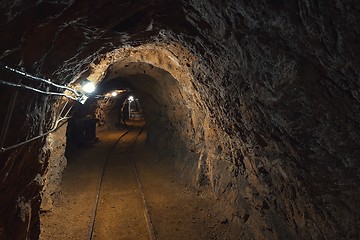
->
63 105 73 119
0 116 70 153
50 99 64 128
39 86 50 135
128 100 131 119
0 86 19 149
57 100 69 120
3 65 81 97
0 79 78 101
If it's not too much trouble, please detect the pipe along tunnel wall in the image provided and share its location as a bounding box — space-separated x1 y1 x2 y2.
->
0 1 359 239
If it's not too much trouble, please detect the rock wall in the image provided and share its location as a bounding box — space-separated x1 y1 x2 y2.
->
95 96 125 130
0 0 359 239
180 1 360 239
40 124 67 212
0 74 57 239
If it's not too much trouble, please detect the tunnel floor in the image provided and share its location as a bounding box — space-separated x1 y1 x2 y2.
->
40 121 244 240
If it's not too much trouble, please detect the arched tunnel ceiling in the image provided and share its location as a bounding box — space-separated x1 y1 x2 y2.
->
103 62 183 105
95 77 132 94
0 0 359 239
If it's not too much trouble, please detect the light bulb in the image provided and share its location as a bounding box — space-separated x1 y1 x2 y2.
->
82 81 96 93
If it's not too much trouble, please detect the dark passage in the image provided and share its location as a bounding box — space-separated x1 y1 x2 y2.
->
0 1 359 240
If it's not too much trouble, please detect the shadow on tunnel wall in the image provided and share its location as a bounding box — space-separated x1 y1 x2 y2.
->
65 98 99 155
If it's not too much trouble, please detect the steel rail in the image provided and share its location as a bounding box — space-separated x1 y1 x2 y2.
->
88 126 155 240
132 127 156 240
88 127 135 240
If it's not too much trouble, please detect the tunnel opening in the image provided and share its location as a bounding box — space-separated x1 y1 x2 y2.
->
65 87 146 153
93 79 145 129
101 62 194 155
1 3 358 236
39 50 210 230
39 56 233 239
76 60 197 177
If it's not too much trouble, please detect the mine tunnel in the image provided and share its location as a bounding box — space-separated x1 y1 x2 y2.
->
0 1 359 240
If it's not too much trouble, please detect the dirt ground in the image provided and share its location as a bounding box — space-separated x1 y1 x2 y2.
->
40 121 248 240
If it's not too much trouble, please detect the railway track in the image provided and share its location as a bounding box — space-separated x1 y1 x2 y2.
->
40 120 240 240
87 124 155 240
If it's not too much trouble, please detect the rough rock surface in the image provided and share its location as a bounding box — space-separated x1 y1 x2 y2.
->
95 95 126 129
0 0 359 239
40 124 67 212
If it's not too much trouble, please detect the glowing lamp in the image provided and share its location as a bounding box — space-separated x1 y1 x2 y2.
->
81 80 96 93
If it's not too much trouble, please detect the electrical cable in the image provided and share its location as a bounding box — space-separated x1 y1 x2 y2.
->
0 98 73 153
0 79 78 101
0 64 84 153
0 116 70 153
2 65 81 97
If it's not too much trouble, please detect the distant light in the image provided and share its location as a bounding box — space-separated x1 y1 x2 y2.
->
111 91 118 97
128 96 134 102
81 80 96 93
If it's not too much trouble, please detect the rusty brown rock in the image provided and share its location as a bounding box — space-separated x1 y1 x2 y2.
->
0 0 359 239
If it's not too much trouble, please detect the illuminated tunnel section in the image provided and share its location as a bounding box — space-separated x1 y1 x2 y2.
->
100 62 192 152
0 1 358 240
